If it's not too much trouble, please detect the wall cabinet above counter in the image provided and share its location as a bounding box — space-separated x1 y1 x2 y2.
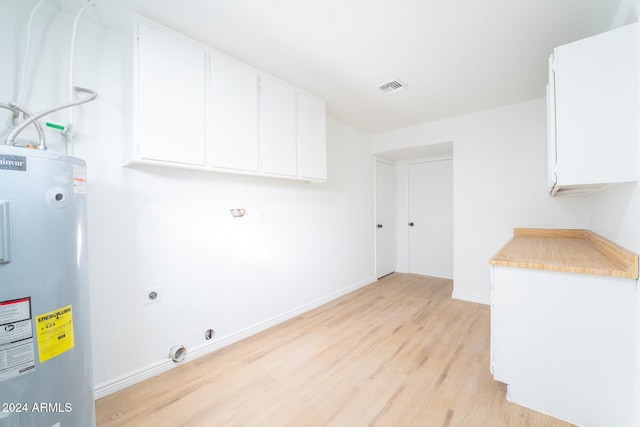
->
547 23 638 196
125 17 327 182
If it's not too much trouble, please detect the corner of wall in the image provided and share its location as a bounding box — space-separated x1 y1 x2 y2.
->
611 0 638 28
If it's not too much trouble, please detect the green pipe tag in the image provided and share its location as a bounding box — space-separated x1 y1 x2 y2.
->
45 122 65 130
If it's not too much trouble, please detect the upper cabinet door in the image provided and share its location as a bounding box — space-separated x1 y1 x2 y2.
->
209 53 259 172
129 17 326 182
258 76 297 177
136 21 207 166
297 92 327 181
550 23 638 195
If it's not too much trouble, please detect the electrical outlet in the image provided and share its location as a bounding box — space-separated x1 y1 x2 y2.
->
144 287 162 305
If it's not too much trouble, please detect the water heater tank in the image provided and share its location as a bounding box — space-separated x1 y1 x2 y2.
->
0 145 95 426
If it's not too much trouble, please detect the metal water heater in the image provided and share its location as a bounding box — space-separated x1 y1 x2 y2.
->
0 145 95 426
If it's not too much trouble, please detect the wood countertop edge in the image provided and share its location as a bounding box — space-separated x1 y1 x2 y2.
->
489 260 638 279
489 228 639 279
512 228 586 238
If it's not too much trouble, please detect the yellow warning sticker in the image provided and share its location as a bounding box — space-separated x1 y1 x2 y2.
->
35 305 74 363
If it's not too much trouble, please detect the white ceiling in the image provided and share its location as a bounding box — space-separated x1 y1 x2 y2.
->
59 0 630 134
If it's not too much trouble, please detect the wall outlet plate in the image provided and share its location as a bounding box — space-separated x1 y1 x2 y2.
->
144 287 162 305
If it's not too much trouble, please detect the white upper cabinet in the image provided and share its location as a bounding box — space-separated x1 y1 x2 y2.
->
548 23 638 196
258 76 297 177
127 17 326 182
209 53 259 172
297 92 327 181
134 20 207 166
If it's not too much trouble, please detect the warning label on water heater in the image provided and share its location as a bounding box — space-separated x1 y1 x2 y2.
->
0 297 36 382
73 164 86 194
36 305 74 363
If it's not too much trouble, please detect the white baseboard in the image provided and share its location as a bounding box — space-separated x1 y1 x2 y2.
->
451 291 490 305
93 275 377 400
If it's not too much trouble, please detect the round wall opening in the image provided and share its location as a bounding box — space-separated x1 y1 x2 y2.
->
169 345 187 363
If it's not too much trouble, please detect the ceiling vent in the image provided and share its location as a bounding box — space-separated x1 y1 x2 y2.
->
378 80 408 94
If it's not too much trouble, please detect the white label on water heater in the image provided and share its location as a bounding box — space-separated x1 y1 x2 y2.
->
72 164 87 194
0 297 35 382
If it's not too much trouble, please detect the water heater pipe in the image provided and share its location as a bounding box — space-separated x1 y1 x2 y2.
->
5 87 97 146
68 1 96 128
0 103 45 149
15 0 48 110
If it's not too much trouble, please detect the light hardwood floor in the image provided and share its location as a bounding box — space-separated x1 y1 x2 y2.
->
96 273 573 426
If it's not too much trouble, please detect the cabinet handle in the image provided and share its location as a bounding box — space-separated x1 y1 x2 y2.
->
377 224 383 228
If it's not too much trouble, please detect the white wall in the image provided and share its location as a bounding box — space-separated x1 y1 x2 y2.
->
1 1 375 397
589 7 640 256
589 184 639 253
373 99 590 303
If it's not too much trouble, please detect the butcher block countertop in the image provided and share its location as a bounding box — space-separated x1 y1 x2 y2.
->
489 228 639 279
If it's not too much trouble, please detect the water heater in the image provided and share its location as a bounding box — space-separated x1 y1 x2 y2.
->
0 145 95 426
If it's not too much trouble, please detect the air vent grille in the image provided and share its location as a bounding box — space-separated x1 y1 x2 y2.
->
379 80 407 94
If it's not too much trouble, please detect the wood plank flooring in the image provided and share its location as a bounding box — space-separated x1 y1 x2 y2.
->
96 273 573 426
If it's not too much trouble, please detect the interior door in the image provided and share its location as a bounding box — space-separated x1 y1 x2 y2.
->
408 159 453 278
375 160 396 278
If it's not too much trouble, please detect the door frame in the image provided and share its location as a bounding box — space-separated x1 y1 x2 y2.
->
374 157 397 279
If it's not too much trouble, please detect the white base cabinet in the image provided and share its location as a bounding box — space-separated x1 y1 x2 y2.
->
491 266 638 426
127 17 327 182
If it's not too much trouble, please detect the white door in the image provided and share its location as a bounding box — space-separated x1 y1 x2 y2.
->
376 160 396 278
408 159 453 278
